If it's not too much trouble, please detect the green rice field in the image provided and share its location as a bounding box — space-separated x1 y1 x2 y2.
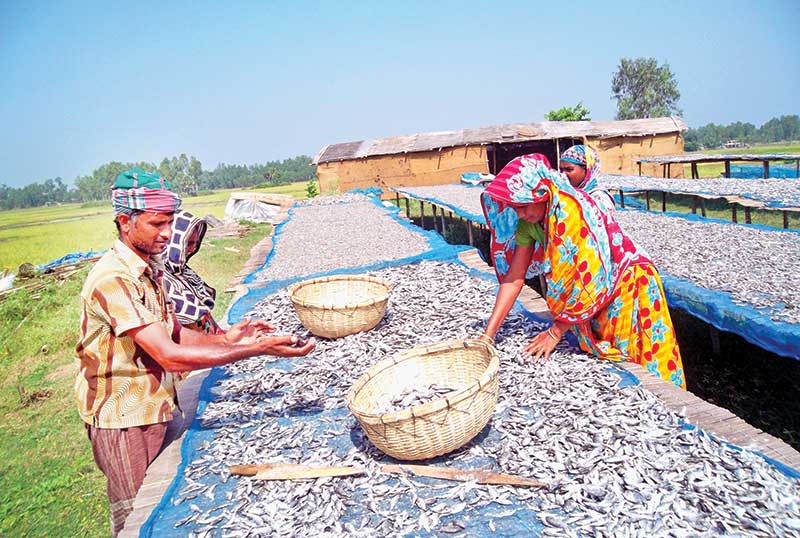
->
0 183 308 273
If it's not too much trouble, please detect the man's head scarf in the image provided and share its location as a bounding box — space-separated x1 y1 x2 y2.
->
560 145 601 191
111 168 182 215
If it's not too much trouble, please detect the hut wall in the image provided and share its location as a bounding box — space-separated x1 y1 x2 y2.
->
590 132 685 177
317 146 489 195
316 132 685 193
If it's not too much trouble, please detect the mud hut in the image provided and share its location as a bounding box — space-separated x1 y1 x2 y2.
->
313 117 687 194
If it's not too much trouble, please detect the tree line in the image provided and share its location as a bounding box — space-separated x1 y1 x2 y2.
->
0 155 316 210
683 115 800 151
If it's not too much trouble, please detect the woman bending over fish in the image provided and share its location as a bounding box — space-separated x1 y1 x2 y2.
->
478 154 685 388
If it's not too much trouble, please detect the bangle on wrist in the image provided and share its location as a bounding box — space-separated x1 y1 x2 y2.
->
479 333 494 343
545 327 560 342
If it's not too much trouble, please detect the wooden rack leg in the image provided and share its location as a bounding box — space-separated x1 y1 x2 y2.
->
784 211 789 229
732 205 738 223
709 326 721 355
744 207 752 224
432 205 439 233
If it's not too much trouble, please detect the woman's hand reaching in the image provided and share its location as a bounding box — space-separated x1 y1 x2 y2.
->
523 326 562 363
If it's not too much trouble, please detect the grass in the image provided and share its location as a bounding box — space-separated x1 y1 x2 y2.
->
625 193 800 229
684 141 800 178
0 221 273 537
0 183 308 273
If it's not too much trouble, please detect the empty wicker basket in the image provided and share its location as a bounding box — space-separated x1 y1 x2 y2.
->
346 339 499 461
288 275 391 338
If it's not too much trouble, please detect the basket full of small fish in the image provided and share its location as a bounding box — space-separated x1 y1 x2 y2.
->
288 274 391 338
346 338 499 460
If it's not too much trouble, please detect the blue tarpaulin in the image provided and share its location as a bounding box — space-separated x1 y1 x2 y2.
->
139 190 800 537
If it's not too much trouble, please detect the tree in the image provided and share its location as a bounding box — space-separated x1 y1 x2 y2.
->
611 57 682 120
187 157 202 194
545 102 591 121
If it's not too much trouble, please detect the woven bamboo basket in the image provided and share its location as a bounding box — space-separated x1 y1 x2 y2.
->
346 339 499 461
288 274 391 338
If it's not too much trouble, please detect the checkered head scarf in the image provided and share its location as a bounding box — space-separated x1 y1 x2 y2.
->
111 168 182 215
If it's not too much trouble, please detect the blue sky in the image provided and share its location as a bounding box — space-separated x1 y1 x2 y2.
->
1 0 798 187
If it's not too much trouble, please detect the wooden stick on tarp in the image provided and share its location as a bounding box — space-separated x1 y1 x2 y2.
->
381 464 547 488
230 464 365 481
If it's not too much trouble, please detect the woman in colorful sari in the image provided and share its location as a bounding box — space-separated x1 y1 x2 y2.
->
163 210 224 335
479 154 685 388
559 145 615 215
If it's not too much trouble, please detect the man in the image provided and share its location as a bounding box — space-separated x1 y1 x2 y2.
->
75 168 315 536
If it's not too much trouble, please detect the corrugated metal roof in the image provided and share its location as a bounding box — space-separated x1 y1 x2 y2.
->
313 117 688 164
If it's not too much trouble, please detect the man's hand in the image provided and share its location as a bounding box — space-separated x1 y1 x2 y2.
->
224 318 276 345
257 335 317 357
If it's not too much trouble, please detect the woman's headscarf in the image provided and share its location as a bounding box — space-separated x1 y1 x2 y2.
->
481 154 648 324
560 145 600 192
163 210 220 332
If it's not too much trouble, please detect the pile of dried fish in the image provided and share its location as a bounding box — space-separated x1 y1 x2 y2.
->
251 200 431 283
374 383 461 415
154 261 800 538
393 185 486 222
295 192 374 207
598 174 800 209
615 210 800 324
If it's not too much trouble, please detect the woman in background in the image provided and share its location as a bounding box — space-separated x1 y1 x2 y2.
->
559 144 615 215
163 210 224 335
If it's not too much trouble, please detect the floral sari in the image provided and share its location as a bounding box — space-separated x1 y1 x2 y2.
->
481 154 685 388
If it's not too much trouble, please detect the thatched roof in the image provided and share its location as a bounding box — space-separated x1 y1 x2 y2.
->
313 117 688 165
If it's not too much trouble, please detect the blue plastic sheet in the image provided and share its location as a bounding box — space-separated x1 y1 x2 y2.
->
730 164 799 179
139 191 800 537
38 250 105 271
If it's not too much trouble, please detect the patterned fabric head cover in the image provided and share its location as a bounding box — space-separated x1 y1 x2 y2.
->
481 153 649 324
162 210 218 329
560 145 601 192
111 168 182 215
480 153 554 280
